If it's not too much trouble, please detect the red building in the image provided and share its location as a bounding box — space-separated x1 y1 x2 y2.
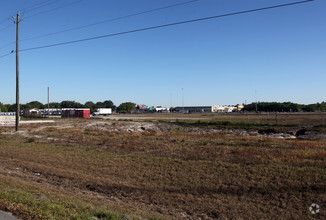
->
62 108 90 118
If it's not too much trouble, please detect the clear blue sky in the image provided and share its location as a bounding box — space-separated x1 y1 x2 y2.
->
0 0 325 107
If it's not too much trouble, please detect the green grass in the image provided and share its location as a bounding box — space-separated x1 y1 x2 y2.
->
169 119 300 130
0 175 123 220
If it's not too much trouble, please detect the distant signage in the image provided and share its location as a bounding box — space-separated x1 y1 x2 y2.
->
0 112 16 126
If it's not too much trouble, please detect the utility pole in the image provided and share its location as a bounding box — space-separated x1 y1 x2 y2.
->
47 87 50 118
182 88 184 113
255 90 258 112
13 12 23 132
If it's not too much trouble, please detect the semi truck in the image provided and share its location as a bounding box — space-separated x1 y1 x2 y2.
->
93 108 112 116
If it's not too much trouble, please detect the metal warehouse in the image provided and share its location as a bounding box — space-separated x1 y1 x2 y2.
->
175 106 214 113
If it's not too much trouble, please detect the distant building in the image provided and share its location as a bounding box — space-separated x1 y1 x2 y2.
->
137 104 148 110
236 105 245 111
175 106 213 113
23 108 42 117
175 105 239 113
213 106 237 113
62 108 90 118
136 104 150 113
42 108 62 116
154 106 170 112
136 105 170 113
22 108 62 117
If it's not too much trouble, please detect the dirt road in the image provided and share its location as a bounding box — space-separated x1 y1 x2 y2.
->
0 211 19 220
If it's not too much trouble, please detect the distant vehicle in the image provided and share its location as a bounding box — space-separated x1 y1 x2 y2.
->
93 108 112 116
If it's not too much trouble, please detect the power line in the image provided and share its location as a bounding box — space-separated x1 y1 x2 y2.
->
0 41 15 51
24 0 83 19
0 23 14 32
0 51 14 59
19 0 314 53
0 1 61 50
0 0 55 25
22 0 63 14
21 0 200 42
0 0 76 52
0 1 56 27
0 17 11 26
1 0 198 52
22 0 56 11
0 23 15 51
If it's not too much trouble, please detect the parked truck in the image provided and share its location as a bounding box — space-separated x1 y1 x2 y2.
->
93 108 112 116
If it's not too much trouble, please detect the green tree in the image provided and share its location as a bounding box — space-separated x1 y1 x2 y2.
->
7 104 20 112
95 100 116 111
117 102 136 113
103 100 116 111
4 104 11 112
0 102 8 112
60 101 84 108
48 102 61 108
85 101 96 113
24 101 44 109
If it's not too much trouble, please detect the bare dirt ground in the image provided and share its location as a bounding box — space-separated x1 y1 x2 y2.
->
0 211 20 220
101 112 326 126
0 118 325 219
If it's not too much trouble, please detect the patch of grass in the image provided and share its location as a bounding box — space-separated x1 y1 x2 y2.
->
312 124 326 132
118 119 134 122
0 175 123 220
27 137 36 143
157 119 171 123
167 119 301 130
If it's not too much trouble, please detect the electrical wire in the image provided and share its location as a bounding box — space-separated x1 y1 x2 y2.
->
0 23 14 32
19 0 314 53
0 51 14 59
22 0 55 11
0 17 11 26
0 41 15 51
21 0 200 42
24 0 83 19
1 0 198 52
0 1 65 50
0 0 55 26
22 0 63 14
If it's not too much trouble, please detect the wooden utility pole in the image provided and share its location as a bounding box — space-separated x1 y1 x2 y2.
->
13 12 23 131
48 87 50 118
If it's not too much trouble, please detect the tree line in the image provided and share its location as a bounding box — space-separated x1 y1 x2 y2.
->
1 101 325 113
0 100 137 113
243 102 326 112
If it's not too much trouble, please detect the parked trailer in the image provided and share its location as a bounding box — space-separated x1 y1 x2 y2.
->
62 108 90 118
93 108 112 116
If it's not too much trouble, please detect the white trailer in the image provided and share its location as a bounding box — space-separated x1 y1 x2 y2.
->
93 108 112 116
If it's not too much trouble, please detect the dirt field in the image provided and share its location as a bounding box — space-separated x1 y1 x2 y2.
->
102 112 326 126
0 116 325 219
